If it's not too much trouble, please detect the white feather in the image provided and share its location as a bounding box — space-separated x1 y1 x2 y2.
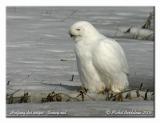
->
69 21 129 93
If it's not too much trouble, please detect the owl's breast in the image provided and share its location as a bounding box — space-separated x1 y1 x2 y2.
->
75 42 104 91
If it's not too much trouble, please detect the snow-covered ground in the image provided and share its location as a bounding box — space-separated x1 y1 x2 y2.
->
6 7 154 117
7 101 154 117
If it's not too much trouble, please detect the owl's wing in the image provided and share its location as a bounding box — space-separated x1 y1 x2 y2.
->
92 38 129 75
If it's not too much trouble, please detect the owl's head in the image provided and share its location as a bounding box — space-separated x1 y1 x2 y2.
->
69 21 99 42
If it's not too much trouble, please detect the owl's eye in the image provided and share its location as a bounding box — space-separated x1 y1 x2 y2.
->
76 28 80 31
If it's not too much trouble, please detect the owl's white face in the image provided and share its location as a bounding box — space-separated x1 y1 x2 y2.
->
69 21 98 42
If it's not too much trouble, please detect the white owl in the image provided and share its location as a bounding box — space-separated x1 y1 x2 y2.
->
69 21 129 94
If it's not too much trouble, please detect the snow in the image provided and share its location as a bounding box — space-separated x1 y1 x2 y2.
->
7 101 154 117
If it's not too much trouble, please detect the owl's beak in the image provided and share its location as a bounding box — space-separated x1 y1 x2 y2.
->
69 31 74 37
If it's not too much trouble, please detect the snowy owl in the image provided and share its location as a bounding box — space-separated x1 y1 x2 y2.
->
69 21 129 94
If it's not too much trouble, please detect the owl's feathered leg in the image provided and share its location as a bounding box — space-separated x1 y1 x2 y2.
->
104 89 124 101
97 87 109 94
